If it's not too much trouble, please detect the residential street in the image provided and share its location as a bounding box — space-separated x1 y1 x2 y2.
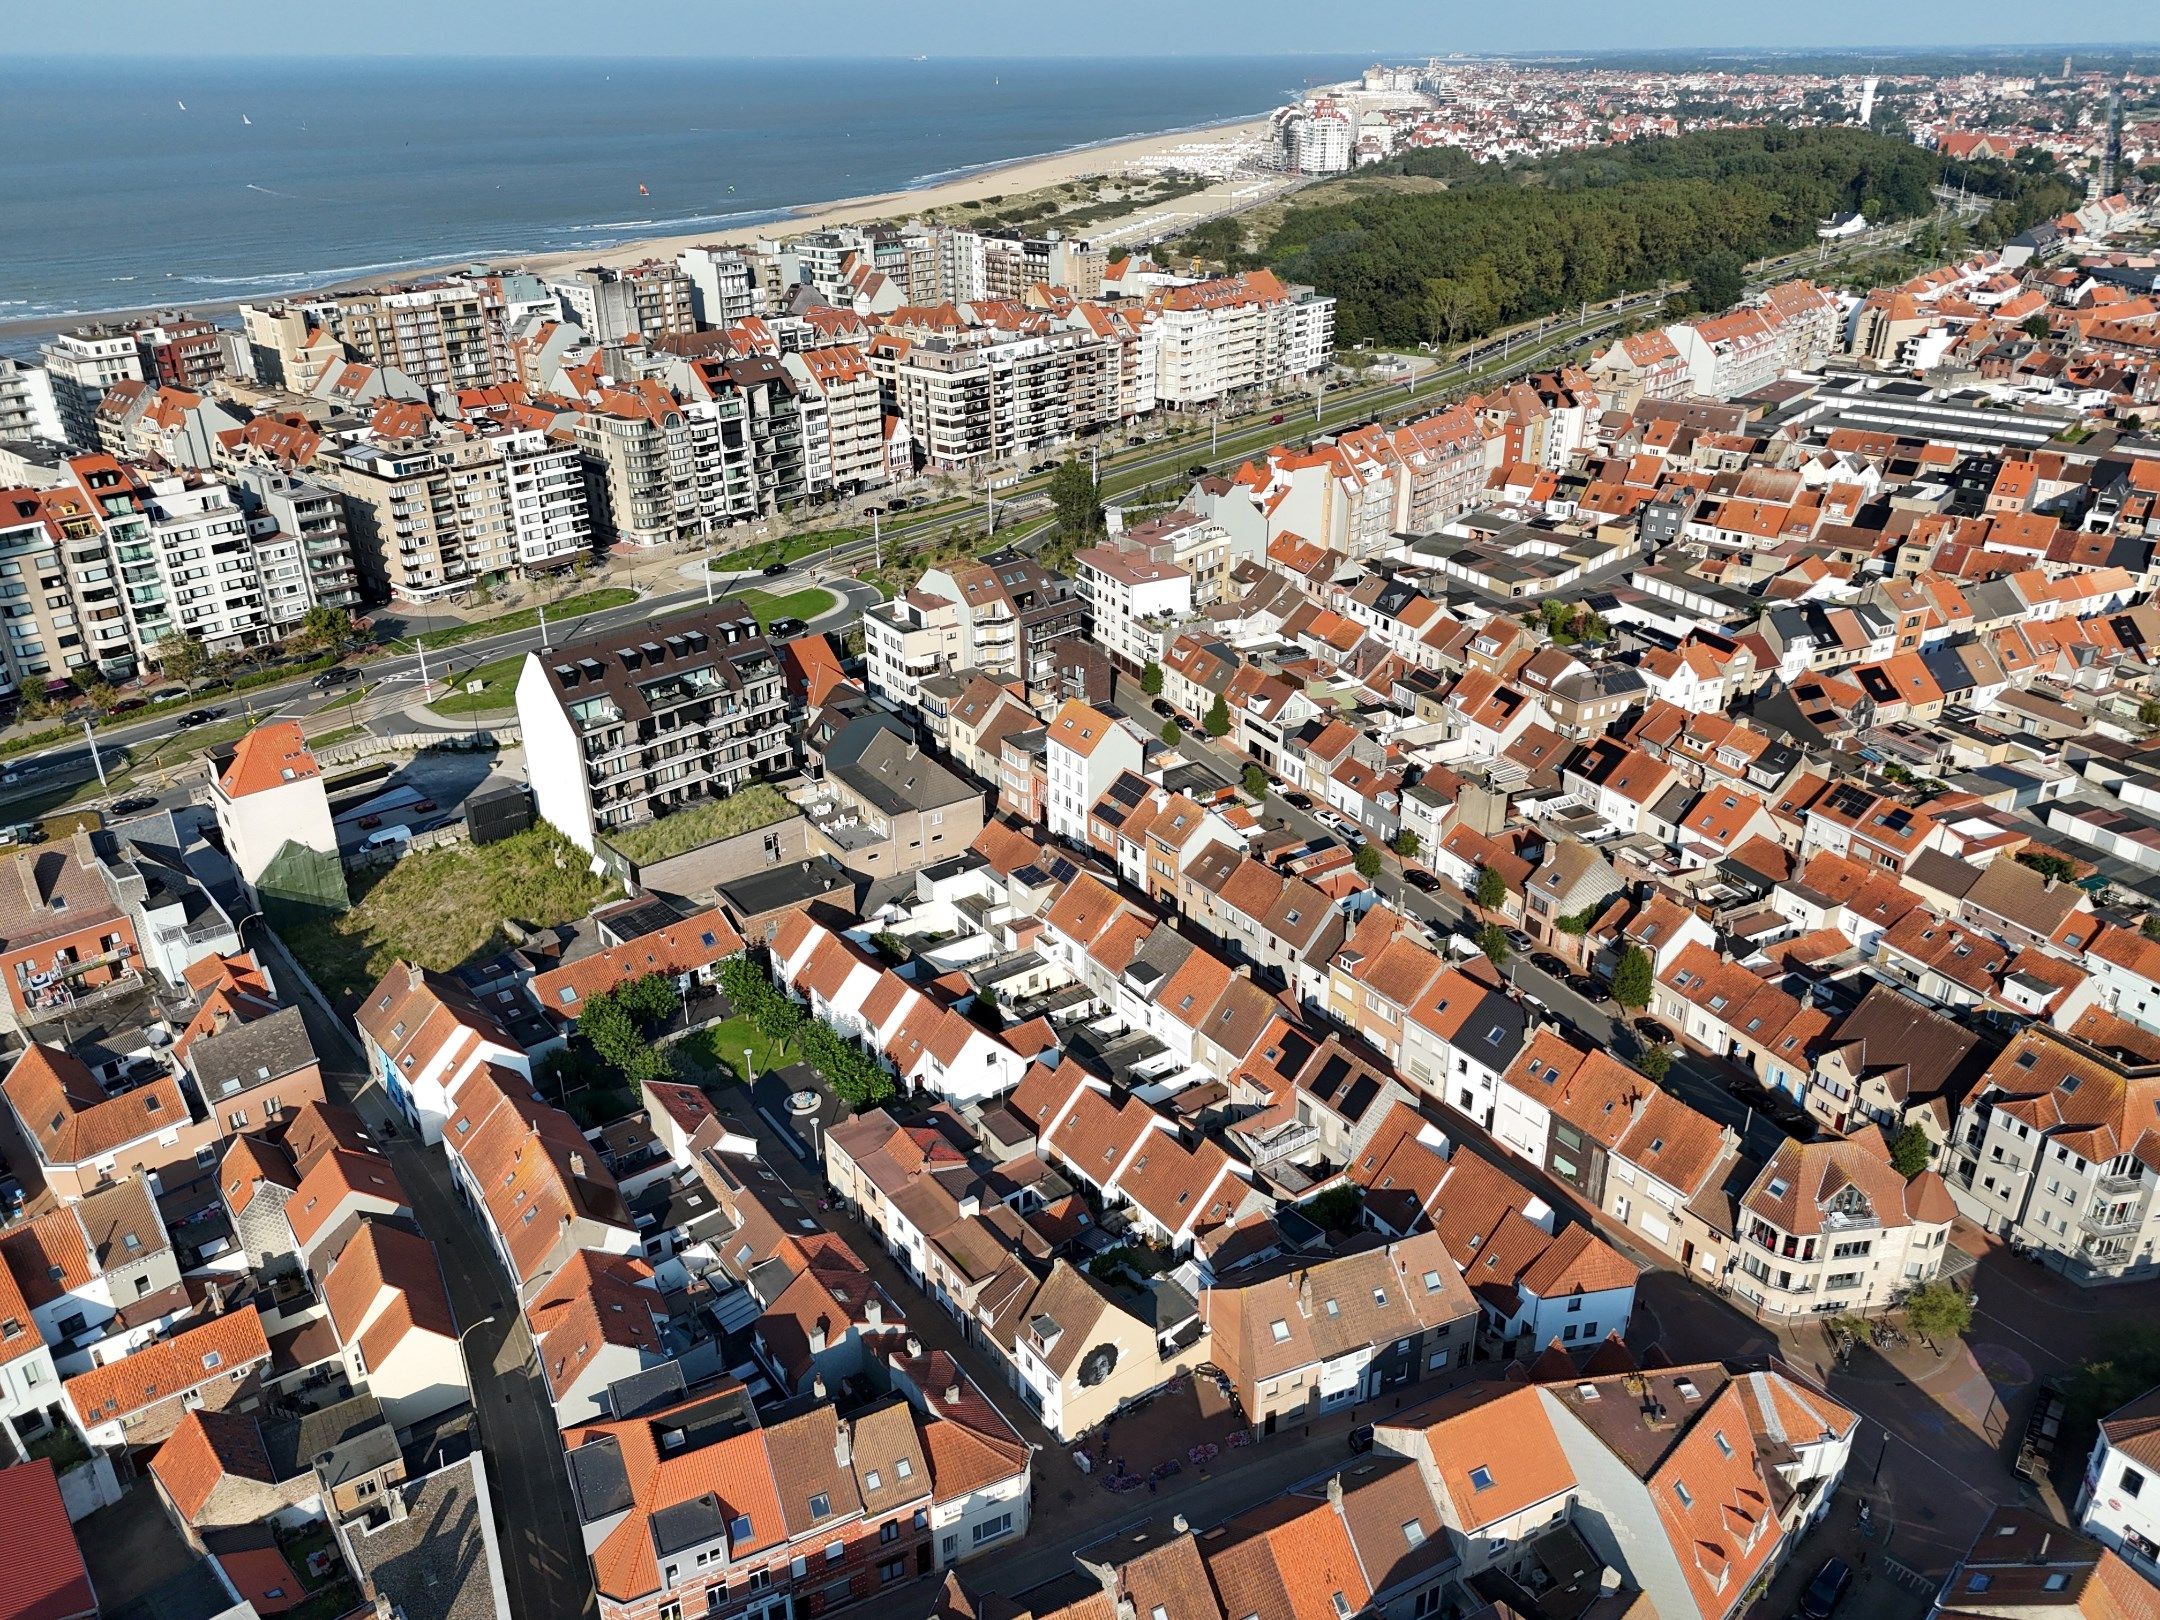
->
248 920 599 1620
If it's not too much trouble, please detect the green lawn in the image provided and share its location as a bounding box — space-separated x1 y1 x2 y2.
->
412 587 639 651
306 724 367 749
276 823 616 1006
427 653 526 718
734 587 837 628
607 782 793 865
677 1014 796 1084
714 527 865 570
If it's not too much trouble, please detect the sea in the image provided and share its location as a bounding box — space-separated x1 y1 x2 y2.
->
0 53 1372 332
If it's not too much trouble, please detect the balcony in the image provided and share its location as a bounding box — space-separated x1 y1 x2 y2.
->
2080 1205 2142 1238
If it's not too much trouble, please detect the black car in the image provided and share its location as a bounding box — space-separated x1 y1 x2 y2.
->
762 562 791 576
1187 463 1210 478
176 708 223 728
1529 952 1569 979
1799 1558 1851 1620
108 795 159 817
767 617 809 640
312 667 360 690
1568 974 1611 1004
1150 699 1173 719
1405 870 1441 894
1282 790 1312 811
887 497 910 511
1633 1017 1675 1046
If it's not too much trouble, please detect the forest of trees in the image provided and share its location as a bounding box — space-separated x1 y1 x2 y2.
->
1178 127 1945 348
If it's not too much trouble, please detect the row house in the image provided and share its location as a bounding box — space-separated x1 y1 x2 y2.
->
1374 1359 1857 1620
564 1354 1029 1620
1010 1060 1266 1255
770 914 1044 1104
1200 1233 1478 1429
63 1306 273 1451
355 960 534 1145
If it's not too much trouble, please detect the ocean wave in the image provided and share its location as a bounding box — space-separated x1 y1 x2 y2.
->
578 206 775 235
174 254 466 289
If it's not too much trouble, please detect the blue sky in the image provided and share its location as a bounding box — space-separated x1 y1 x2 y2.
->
4 0 2150 56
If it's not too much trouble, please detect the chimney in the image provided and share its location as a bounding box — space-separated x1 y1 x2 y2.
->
865 1297 882 1327
374 1596 397 1620
14 856 38 913
1327 1474 1344 1511
810 1317 829 1355
405 961 423 990
905 1335 922 1357
813 1373 828 1400
834 1424 852 1469
944 1383 961 1406
569 1151 587 1180
1172 1513 1189 1534
386 1486 408 1523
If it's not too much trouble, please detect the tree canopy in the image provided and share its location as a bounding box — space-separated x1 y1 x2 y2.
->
1219 127 1942 347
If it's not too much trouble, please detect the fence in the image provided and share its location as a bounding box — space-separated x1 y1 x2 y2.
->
311 727 519 767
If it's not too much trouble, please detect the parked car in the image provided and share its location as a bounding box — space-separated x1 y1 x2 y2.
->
1187 463 1210 477
761 562 790 576
357 814 383 830
1405 869 1441 894
1529 952 1569 979
1269 413 1285 425
364 825 413 850
1567 974 1611 1004
0 1176 23 1220
1282 790 1312 811
108 795 159 817
312 667 360 690
414 799 437 813
1799 1559 1851 1620
887 497 910 511
1149 699 1173 719
150 687 187 703
109 696 147 713
767 616 809 640
1633 1017 1675 1046
1503 929 1534 955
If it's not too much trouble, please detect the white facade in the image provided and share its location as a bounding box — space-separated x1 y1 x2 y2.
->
2076 1414 2160 1585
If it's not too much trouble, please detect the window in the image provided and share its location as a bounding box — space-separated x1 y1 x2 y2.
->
880 1522 899 1546
1673 1481 1693 1508
1401 1520 1425 1549
879 1559 908 1585
828 1542 846 1563
809 1493 831 1520
972 1513 1014 1546
865 1470 882 1492
2124 1466 2146 1498
1270 1319 1290 1343
1567 1296 1582 1313
1468 1467 1495 1492
790 1556 806 1579
895 1458 912 1480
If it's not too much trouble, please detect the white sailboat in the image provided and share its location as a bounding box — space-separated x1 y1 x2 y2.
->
176 100 187 111
241 114 252 126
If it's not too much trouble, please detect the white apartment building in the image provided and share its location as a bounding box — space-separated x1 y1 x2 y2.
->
863 591 964 711
1073 545 1192 672
1043 699 1143 844
324 280 512 390
676 246 763 328
546 263 698 345
0 359 62 446
1731 1133 1955 1319
40 329 144 448
1148 270 1335 409
1943 1024 2160 1285
2075 1389 2160 1584
145 475 274 652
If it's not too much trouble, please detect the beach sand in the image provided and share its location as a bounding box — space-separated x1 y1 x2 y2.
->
0 116 1273 344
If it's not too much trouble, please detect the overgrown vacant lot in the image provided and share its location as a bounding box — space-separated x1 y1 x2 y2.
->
607 782 795 866
278 824 615 1006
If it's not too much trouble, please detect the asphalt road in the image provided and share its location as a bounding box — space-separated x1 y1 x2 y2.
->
0 575 882 817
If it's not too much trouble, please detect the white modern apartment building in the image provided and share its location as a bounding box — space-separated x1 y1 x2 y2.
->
1073 545 1192 672
1148 270 1336 409
40 329 144 448
145 475 273 651
676 245 763 328
0 358 62 446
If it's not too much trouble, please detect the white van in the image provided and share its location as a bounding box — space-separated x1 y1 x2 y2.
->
364 824 412 850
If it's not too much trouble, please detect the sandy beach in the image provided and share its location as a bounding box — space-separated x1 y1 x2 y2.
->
0 115 1274 345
